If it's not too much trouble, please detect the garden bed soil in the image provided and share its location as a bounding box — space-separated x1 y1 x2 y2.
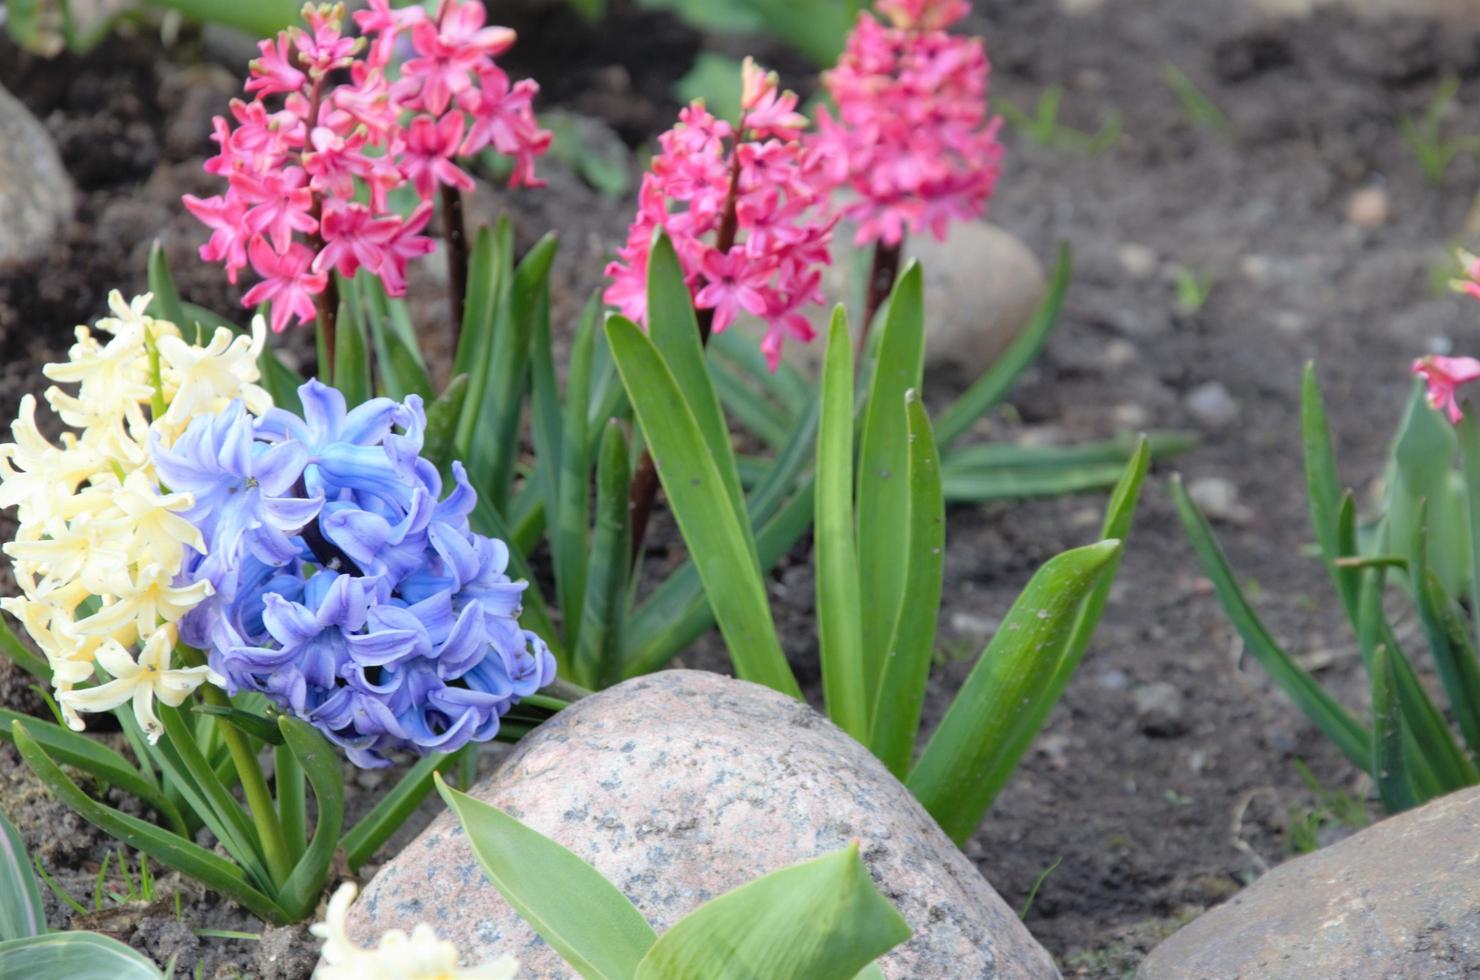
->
4 1 1480 976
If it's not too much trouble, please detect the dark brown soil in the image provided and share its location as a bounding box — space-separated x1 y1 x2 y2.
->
3 2 1480 977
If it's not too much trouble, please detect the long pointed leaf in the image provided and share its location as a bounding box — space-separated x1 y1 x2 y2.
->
907 541 1122 844
634 844 910 980
1173 475 1372 771
869 391 945 776
816 309 869 741
575 421 633 689
606 316 800 697
0 931 162 979
856 263 925 710
1411 501 1480 755
436 777 658 980
1301 364 1358 618
1372 643 1417 811
554 298 599 655
276 717 345 920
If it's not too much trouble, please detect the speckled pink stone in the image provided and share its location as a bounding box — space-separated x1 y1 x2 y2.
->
346 670 1061 979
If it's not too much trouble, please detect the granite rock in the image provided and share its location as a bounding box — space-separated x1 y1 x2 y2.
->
1140 786 1480 979
348 670 1060 979
0 81 75 268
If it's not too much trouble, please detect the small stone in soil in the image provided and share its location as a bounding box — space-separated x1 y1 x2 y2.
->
1133 681 1190 737
1187 476 1255 525
1184 381 1240 429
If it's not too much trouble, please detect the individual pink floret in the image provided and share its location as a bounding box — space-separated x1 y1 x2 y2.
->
1414 355 1480 424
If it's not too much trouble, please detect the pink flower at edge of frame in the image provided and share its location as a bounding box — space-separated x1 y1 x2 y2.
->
1413 355 1480 424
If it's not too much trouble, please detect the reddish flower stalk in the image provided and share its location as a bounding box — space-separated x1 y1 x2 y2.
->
185 0 549 362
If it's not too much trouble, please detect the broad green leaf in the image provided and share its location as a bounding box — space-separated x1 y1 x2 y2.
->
274 743 306 865
635 843 909 980
149 0 299 39
145 241 187 328
276 717 345 920
0 808 45 940
869 391 945 777
1172 476 1372 771
673 52 745 124
907 541 1121 844
935 245 1071 448
341 751 460 872
555 300 599 655
646 231 753 550
574 422 633 689
453 222 509 469
0 931 162 979
1372 643 1417 811
11 721 288 924
436 777 657 979
815 310 869 741
606 316 801 697
424 373 470 472
856 263 925 712
1390 383 1466 598
190 703 284 745
529 294 567 563
0 709 182 834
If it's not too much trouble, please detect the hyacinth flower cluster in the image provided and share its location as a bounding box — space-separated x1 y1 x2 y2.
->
0 293 270 740
155 378 555 767
604 58 835 370
185 0 550 333
810 0 1003 249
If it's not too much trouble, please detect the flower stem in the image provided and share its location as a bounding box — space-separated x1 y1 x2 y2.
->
441 184 470 350
859 237 903 362
201 684 295 889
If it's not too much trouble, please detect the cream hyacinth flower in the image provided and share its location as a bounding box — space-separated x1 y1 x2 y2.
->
0 291 273 738
312 882 519 980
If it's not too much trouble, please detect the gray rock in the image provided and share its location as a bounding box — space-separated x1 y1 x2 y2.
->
1140 786 1480 979
1132 682 1188 737
1184 381 1240 429
911 222 1047 380
347 670 1060 980
0 81 75 268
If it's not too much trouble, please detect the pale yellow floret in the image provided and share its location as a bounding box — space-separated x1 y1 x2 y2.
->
155 314 272 442
311 882 520 980
56 626 216 741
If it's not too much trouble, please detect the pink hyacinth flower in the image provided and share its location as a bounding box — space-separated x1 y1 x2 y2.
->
1414 355 1480 424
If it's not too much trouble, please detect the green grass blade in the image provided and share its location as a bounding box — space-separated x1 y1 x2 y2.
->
869 391 945 776
645 231 752 548
935 245 1070 448
633 844 910 980
1372 643 1418 811
908 541 1122 844
11 720 288 924
554 299 599 655
275 717 345 920
815 309 869 742
941 431 1195 471
856 263 925 710
0 808 44 939
1172 475 1372 771
437 777 658 980
0 931 163 979
606 316 800 697
574 421 633 689
340 751 460 872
